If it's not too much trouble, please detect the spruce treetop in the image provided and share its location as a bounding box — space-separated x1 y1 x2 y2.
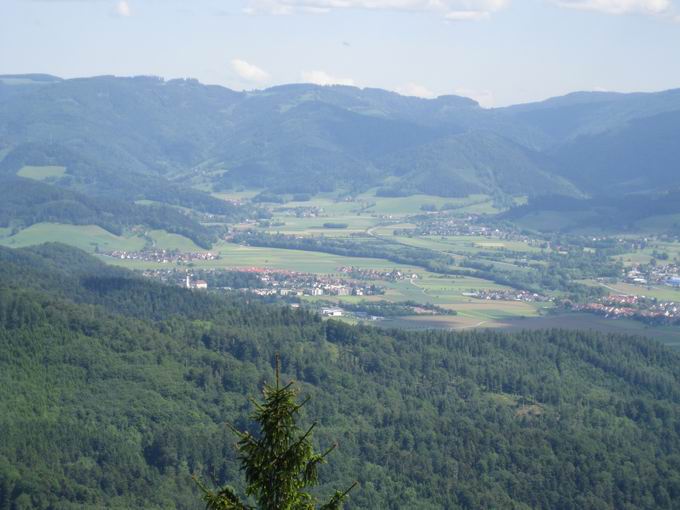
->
195 355 356 510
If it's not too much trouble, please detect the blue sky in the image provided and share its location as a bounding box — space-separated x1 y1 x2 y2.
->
2 0 679 106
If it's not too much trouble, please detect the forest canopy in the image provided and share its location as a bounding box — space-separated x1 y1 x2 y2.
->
1 244 680 509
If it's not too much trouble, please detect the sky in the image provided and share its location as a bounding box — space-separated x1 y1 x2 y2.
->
2 0 680 107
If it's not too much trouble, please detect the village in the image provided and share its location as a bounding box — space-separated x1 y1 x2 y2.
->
624 263 680 287
336 266 418 281
396 214 544 246
462 289 551 302
102 249 219 264
572 294 680 324
139 267 385 298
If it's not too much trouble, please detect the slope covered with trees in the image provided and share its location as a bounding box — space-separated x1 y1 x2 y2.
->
1 244 680 509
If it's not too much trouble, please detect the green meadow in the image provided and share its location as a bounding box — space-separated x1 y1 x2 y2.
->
148 229 204 251
17 165 66 181
0 223 145 252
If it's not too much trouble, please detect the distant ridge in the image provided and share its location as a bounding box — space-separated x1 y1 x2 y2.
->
0 73 679 198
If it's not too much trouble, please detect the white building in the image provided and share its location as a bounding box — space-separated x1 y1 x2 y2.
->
321 307 344 317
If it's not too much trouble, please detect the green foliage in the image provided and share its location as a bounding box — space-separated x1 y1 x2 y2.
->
196 361 353 510
0 177 243 248
2 244 680 509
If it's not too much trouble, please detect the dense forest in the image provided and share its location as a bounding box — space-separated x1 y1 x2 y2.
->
1 243 680 508
504 192 680 232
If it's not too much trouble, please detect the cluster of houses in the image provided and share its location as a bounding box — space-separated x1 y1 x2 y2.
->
462 289 550 302
625 264 680 287
573 294 680 324
138 266 383 297
337 266 418 281
103 249 219 264
256 268 383 296
249 278 381 298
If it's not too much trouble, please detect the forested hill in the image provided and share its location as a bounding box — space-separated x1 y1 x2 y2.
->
2 243 680 509
2 74 680 198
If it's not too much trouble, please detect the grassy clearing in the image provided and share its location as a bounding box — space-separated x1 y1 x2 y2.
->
356 192 497 216
616 240 680 266
266 215 379 236
17 165 66 181
192 242 425 274
148 230 204 251
212 190 262 202
382 312 680 345
390 235 540 256
595 281 680 301
0 223 145 253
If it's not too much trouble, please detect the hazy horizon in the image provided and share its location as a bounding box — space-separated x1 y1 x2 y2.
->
3 0 680 107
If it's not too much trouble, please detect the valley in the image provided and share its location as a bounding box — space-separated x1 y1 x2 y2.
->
3 185 679 343
5 2 680 507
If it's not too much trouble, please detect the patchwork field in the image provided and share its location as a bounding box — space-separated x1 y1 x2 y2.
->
5 188 678 341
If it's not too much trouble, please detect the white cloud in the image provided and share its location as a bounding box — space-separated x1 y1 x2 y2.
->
245 0 509 20
396 82 437 98
301 70 355 86
554 0 671 15
445 10 491 20
231 59 270 83
115 0 131 17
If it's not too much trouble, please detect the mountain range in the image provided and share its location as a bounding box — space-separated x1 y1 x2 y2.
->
2 73 679 203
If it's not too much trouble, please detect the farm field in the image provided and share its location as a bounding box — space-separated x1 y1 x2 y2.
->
104 240 424 274
0 223 146 252
355 192 497 216
16 165 66 181
616 240 680 265
148 229 204 251
263 215 379 236
381 234 540 256
384 313 680 345
5 188 679 340
592 280 680 301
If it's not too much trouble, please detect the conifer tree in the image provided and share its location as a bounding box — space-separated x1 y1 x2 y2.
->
194 355 356 510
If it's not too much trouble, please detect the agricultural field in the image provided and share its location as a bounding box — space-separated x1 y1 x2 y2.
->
382 234 540 256
5 187 678 340
148 229 204 251
386 313 680 346
589 280 680 301
16 165 66 181
0 223 146 253
264 214 378 236
356 192 497 216
616 240 680 265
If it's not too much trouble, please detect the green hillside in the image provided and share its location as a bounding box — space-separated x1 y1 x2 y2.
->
3 74 680 238
2 244 680 508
